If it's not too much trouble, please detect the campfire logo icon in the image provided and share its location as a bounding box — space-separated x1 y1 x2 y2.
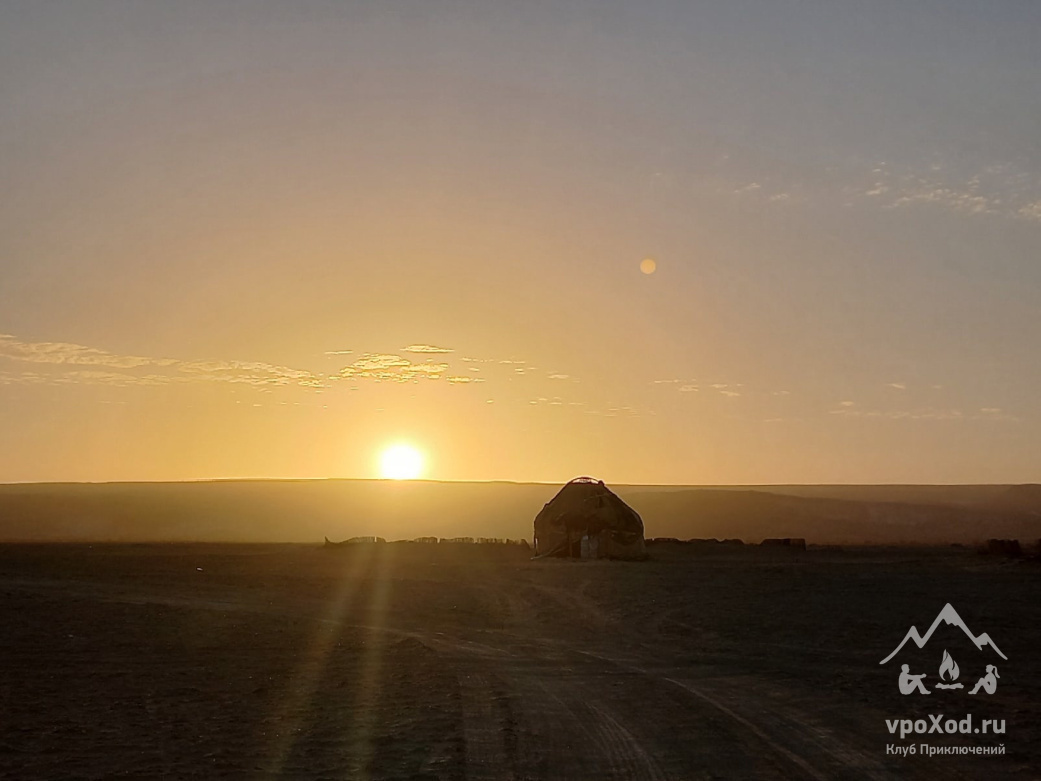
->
880 603 1007 696
935 650 963 690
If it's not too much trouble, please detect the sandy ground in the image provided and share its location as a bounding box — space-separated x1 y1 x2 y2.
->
1 543 1038 780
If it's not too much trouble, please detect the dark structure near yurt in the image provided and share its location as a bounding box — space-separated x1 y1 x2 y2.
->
760 537 806 551
533 477 646 559
984 538 1022 557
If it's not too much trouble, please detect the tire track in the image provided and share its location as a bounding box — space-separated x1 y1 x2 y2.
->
564 644 901 780
581 700 669 781
457 671 515 781
513 676 668 781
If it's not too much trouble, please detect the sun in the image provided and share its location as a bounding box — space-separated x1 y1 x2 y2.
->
379 444 425 480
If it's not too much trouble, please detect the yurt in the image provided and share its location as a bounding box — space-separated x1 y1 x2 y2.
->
533 477 646 560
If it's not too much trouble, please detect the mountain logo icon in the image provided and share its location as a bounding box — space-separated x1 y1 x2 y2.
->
880 603 1007 665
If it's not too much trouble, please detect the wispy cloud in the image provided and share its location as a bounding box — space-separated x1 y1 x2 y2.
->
716 141 1041 224
887 183 995 215
529 396 565 406
179 360 325 387
977 407 1019 420
0 335 325 388
656 378 766 397
0 334 177 369
58 370 176 387
709 382 742 397
858 162 1041 222
0 366 285 388
830 406 965 420
0 335 586 401
828 405 1015 421
402 344 453 354
887 382 907 390
0 370 58 385
730 178 803 205
1018 201 1041 222
336 353 447 383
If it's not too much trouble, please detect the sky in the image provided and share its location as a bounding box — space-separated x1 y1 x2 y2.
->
1 0 1040 484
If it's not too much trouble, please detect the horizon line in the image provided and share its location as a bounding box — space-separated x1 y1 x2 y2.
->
1 477 1037 488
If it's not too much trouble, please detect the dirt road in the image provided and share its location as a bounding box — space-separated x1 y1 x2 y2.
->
1 543 1036 779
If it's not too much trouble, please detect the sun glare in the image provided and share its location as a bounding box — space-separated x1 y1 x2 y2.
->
379 444 425 480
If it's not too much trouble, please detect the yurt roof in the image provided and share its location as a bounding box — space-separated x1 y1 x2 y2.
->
536 477 644 534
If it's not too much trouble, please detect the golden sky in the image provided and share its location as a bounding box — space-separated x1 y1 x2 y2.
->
1 2 1040 483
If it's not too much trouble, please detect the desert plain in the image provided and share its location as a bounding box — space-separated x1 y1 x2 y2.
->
2 537 1039 780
